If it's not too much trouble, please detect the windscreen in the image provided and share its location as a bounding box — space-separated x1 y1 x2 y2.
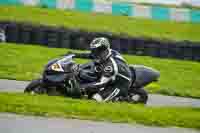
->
58 54 75 65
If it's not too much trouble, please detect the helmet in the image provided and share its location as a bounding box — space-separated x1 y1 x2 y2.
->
90 37 111 63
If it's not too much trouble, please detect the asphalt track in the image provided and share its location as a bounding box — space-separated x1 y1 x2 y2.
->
0 113 199 133
0 79 200 107
0 79 200 133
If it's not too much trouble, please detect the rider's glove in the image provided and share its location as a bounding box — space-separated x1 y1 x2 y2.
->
71 64 80 76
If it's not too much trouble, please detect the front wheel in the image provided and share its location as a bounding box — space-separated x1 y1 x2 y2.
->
24 79 46 94
129 88 148 104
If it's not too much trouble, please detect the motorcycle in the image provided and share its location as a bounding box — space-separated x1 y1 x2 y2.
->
24 54 160 104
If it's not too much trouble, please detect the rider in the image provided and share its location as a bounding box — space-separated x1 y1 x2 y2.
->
71 37 132 102
72 43 126 62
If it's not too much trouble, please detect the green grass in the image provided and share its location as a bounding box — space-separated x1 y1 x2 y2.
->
0 92 200 129
0 43 200 98
0 5 200 42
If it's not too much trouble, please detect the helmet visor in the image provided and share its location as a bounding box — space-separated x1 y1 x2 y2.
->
91 46 107 59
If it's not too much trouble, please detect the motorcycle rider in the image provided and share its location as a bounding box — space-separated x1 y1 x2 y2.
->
71 37 132 102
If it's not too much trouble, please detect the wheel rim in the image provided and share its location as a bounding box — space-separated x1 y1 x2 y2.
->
131 94 141 102
29 87 43 95
30 90 36 95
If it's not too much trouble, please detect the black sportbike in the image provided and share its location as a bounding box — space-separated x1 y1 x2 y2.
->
24 54 160 104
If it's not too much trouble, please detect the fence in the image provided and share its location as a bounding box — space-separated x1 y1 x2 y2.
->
0 0 200 23
0 21 200 61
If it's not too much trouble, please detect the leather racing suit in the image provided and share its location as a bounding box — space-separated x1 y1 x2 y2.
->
73 50 132 102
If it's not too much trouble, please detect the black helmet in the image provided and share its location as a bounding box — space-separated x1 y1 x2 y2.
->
90 37 111 63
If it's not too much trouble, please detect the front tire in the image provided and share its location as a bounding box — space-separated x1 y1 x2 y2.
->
24 79 46 94
129 88 148 104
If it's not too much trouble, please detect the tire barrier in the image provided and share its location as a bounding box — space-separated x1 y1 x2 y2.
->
46 28 59 47
59 29 71 48
34 26 47 45
18 24 32 44
5 23 19 43
69 29 83 49
0 21 200 62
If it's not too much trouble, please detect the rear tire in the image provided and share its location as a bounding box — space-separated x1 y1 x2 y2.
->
129 88 148 104
24 79 46 94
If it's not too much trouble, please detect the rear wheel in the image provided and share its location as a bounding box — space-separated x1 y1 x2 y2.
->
24 79 46 94
129 88 148 104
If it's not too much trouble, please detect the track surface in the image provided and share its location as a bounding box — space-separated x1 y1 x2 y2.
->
0 113 199 133
0 79 200 133
0 79 200 107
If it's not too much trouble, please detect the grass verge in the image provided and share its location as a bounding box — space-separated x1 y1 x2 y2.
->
0 92 200 129
0 43 200 98
0 5 200 42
